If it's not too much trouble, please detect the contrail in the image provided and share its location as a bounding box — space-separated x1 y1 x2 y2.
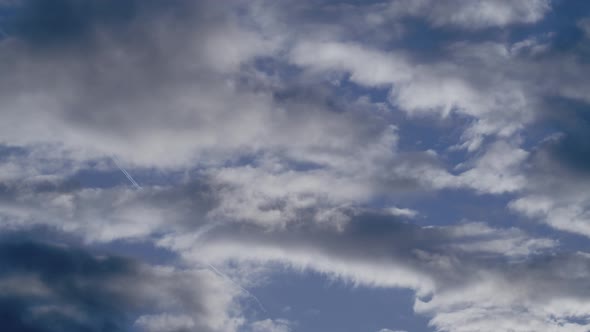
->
110 156 267 314
206 263 267 313
111 156 142 190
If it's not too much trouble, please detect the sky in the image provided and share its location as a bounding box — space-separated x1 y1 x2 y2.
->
0 0 590 331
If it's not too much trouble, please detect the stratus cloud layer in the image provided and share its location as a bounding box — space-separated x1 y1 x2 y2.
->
1 0 590 331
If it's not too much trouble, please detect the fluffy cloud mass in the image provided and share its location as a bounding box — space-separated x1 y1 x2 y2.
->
0 238 243 332
1 0 590 331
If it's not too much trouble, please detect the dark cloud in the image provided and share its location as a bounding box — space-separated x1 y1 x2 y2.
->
0 240 137 331
535 98 590 175
0 238 241 332
189 208 556 282
6 0 139 47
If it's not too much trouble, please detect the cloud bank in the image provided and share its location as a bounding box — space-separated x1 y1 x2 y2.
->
1 0 590 331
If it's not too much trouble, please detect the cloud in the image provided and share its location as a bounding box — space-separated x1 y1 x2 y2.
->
0 0 575 206
0 0 280 167
0 167 219 242
134 314 196 332
289 39 533 151
154 208 590 332
0 239 243 332
1 1 590 332
384 0 551 29
453 141 528 194
248 319 292 332
415 251 590 332
169 209 544 271
508 124 590 237
285 18 590 242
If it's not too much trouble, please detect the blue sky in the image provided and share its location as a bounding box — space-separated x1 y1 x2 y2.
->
1 1 590 331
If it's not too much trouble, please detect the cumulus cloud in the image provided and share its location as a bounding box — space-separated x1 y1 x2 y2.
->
0 0 277 167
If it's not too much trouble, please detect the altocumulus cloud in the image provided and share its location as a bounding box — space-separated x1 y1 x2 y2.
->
1 0 590 331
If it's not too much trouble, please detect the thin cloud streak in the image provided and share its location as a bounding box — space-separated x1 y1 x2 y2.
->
112 156 143 190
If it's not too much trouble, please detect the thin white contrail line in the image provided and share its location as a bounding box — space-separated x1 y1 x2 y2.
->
111 156 142 190
206 263 267 313
109 157 267 313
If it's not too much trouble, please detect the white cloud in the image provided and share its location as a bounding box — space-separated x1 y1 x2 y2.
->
387 207 418 219
454 141 529 194
289 40 535 152
510 194 590 238
384 0 551 29
415 252 590 332
249 319 292 332
135 314 196 332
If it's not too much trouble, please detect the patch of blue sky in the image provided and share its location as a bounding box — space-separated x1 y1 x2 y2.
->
251 267 433 332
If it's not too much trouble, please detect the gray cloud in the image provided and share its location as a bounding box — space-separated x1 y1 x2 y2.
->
156 208 590 332
0 238 242 332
